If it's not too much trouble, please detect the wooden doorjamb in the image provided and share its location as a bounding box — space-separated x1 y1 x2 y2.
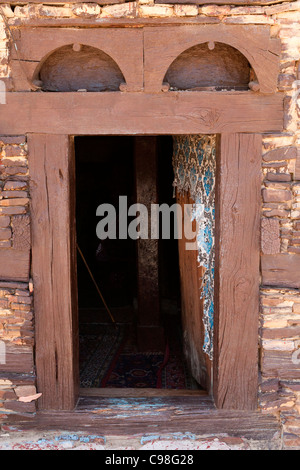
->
213 133 261 410
28 134 79 411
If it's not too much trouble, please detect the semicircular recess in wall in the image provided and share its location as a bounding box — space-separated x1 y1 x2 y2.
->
164 42 252 92
37 44 125 92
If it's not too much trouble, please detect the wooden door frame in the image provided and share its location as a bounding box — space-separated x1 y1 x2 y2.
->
0 19 283 413
28 130 262 411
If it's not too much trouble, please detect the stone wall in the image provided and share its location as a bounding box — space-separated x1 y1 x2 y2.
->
0 136 36 416
0 0 300 449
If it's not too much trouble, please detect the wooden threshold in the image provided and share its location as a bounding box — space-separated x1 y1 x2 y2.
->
80 388 208 398
5 395 280 442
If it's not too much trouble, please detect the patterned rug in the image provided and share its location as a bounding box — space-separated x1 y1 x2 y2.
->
79 322 195 389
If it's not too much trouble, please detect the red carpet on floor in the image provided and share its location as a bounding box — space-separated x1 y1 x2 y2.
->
79 322 195 389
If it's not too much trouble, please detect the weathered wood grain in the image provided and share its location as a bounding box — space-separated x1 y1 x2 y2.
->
5 396 280 442
144 25 280 94
214 133 261 410
6 17 226 27
28 134 79 410
0 92 284 135
261 254 300 288
261 218 280 255
0 343 34 374
12 215 31 251
0 248 30 282
261 350 300 379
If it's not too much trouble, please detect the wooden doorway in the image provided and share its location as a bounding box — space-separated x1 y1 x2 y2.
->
75 135 203 393
28 132 261 411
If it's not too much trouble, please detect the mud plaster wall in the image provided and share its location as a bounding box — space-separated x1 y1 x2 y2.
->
0 0 300 449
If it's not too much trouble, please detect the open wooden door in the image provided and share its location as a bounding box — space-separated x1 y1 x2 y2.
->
177 191 212 393
173 135 216 394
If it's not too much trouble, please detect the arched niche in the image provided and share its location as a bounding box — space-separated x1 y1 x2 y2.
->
143 25 280 94
35 44 126 92
164 42 252 91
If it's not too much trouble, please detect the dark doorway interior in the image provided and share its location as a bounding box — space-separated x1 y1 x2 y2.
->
75 136 199 390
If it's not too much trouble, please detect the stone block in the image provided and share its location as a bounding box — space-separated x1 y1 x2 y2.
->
101 2 137 18
263 146 297 162
174 5 198 16
72 3 101 17
262 188 293 203
139 5 173 17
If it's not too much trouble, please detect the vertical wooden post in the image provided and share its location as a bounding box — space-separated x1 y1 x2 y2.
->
28 134 79 410
214 133 261 410
134 137 165 351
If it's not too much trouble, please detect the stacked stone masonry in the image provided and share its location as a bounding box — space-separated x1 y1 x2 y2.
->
0 0 300 449
0 136 36 417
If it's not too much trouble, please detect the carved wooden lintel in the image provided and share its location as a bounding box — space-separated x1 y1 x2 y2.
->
10 25 280 96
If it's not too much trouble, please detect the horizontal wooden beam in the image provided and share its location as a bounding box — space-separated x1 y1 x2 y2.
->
7 17 226 28
261 254 300 289
0 92 283 135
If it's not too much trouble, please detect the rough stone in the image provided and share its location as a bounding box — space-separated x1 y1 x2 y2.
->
263 146 298 162
139 4 173 17
72 3 101 17
0 216 10 228
262 188 293 203
101 2 137 18
200 5 231 16
174 5 198 17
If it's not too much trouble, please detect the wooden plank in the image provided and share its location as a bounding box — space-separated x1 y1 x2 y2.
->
261 350 300 379
0 343 34 374
6 17 226 27
0 248 30 282
134 137 164 351
28 134 78 411
214 133 261 410
261 254 300 289
5 396 280 442
0 92 284 135
144 25 280 94
177 191 212 392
